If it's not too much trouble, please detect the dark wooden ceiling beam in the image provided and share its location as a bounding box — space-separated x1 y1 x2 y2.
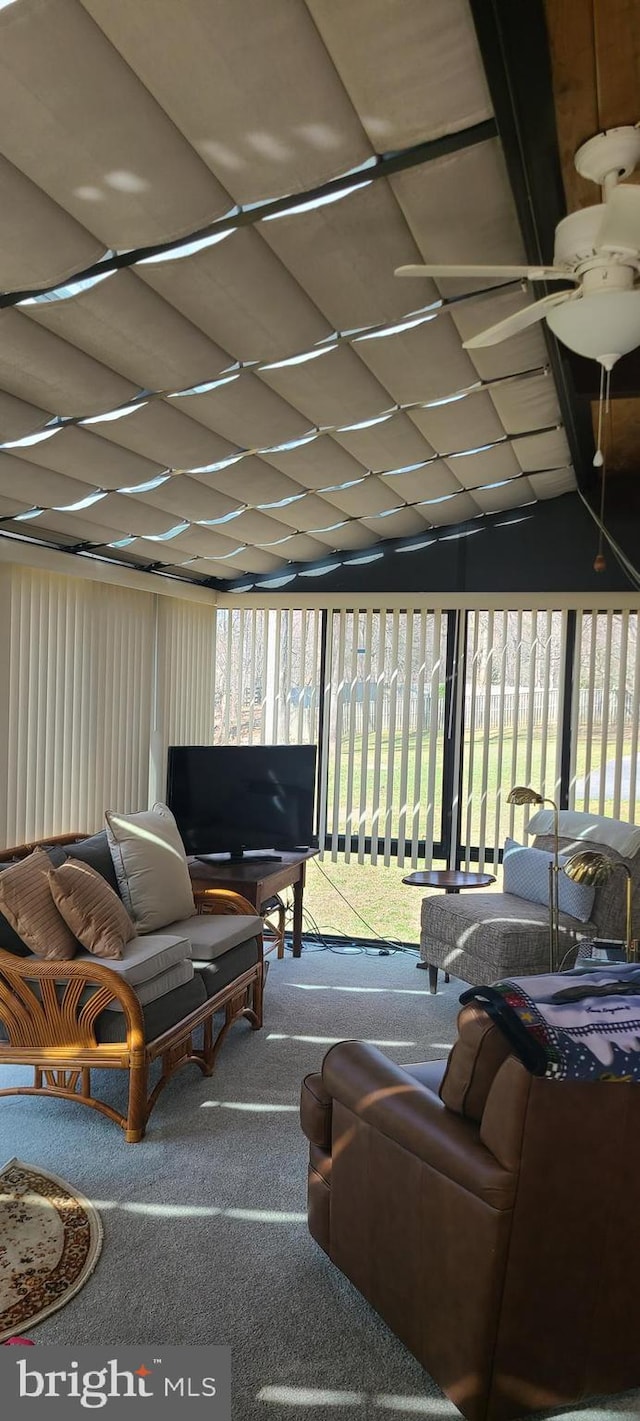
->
545 0 640 478
544 0 598 211
468 0 595 486
593 0 640 130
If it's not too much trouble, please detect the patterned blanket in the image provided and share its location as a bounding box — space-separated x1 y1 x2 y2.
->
461 963 640 1081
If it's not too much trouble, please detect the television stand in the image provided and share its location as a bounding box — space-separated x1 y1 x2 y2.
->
188 849 318 957
195 851 283 865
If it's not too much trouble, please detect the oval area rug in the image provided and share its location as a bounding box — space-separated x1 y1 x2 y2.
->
0 1158 102 1341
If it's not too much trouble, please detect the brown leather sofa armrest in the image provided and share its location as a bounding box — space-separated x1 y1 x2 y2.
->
301 1071 333 1149
322 1040 518 1208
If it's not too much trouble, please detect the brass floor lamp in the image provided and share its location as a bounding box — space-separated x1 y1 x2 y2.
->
507 785 560 971
563 849 636 962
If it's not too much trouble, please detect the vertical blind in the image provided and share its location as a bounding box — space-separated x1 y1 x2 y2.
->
570 611 639 823
214 602 640 869
325 608 447 865
4 567 154 843
1 566 218 846
150 595 217 803
460 610 565 868
214 608 321 747
214 606 448 866
3 570 639 861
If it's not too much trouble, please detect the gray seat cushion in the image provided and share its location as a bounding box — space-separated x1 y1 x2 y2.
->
95 976 207 1044
75 931 194 1010
195 936 261 998
102 959 194 1010
421 891 595 973
75 932 191 985
168 912 262 962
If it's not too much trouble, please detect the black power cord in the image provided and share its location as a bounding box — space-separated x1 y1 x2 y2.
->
307 857 420 958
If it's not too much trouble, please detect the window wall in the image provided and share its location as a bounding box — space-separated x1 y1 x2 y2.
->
3 566 636 942
214 602 640 878
324 608 448 867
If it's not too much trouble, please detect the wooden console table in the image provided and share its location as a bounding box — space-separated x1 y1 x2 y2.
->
189 849 317 958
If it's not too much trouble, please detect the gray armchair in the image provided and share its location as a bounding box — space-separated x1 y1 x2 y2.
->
420 831 640 992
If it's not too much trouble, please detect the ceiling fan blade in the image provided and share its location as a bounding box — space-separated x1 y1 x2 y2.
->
395 263 573 282
597 184 640 256
462 290 577 349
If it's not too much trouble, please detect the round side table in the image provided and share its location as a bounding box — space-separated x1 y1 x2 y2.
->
403 869 496 992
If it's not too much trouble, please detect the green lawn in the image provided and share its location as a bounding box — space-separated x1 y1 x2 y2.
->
303 853 438 947
302 725 636 944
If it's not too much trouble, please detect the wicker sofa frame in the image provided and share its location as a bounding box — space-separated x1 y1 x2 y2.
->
0 834 264 1142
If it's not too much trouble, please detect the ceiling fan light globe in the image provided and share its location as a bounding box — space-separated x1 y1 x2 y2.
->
545 289 640 360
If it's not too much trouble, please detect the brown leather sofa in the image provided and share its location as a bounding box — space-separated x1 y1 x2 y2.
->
300 1005 640 1420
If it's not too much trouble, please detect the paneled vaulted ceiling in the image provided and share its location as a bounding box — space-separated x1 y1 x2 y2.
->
0 0 577 589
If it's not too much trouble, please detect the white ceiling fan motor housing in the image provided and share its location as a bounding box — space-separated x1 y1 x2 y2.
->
554 205 639 287
553 205 606 269
574 126 640 189
551 207 617 269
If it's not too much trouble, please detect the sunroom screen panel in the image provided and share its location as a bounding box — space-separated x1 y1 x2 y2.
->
137 227 333 363
170 374 312 451
409 389 505 456
81 0 372 206
25 270 231 393
305 0 492 150
333 410 435 471
489 372 562 434
0 0 228 248
260 180 436 330
390 140 526 296
0 152 104 291
0 310 137 418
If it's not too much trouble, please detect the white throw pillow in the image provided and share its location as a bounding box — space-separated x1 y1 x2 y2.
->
105 802 196 934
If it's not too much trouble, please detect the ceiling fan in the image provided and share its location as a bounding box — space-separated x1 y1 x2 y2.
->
396 127 640 371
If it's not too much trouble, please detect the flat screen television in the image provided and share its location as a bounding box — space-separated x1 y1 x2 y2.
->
166 744 317 862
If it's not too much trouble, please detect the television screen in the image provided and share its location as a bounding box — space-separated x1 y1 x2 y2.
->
166 744 317 860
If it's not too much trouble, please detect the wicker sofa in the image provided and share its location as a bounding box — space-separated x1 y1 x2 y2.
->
421 817 640 991
0 830 264 1141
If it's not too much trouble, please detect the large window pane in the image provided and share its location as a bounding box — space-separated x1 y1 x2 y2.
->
214 608 321 746
461 610 565 867
570 611 640 822
325 608 448 866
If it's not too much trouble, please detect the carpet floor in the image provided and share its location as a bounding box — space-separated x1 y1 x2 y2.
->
0 947 637 1421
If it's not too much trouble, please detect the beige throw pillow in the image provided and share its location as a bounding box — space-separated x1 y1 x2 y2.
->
105 802 196 934
48 859 135 959
0 847 78 960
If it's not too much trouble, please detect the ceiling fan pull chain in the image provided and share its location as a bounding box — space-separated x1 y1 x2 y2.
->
593 363 611 573
593 362 605 468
